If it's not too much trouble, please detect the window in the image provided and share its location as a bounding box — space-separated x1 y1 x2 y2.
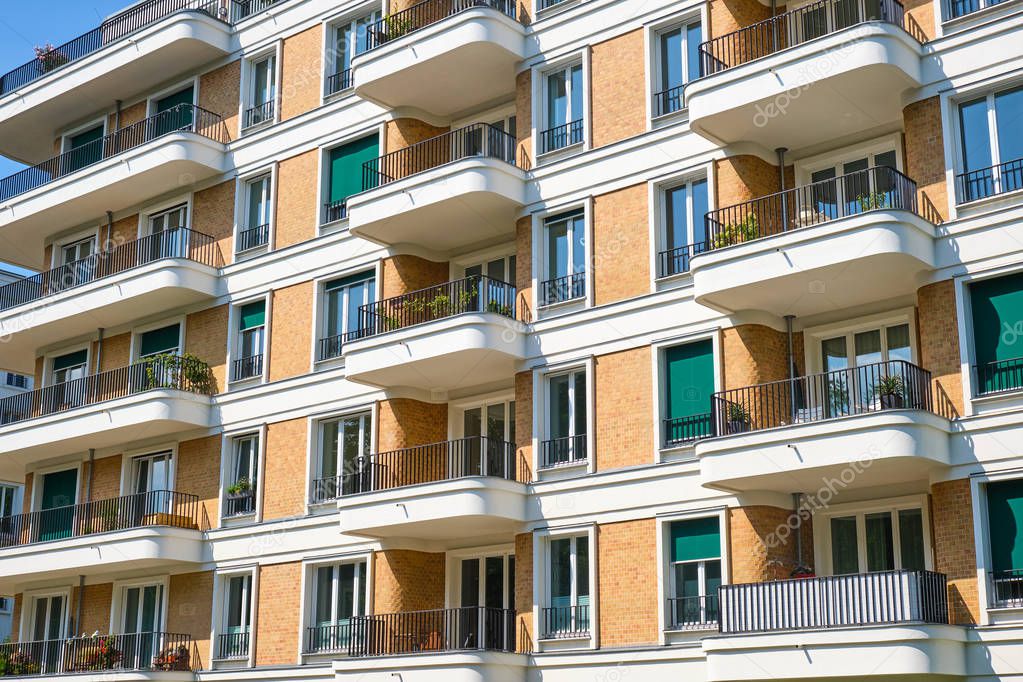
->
0 485 17 519
663 340 715 447
6 373 28 389
456 553 516 650
459 400 517 479
826 506 925 575
314 412 372 502
544 535 589 638
138 324 181 360
30 594 67 642
307 561 368 653
540 64 584 153
542 369 587 469
948 0 1006 18
318 272 375 361
540 210 586 306
143 203 189 263
326 12 380 96
224 435 258 517
56 235 98 289
63 123 105 174
239 174 272 252
987 479 1023 606
217 574 252 659
50 350 88 385
659 177 709 277
130 451 173 516
233 302 266 382
119 583 164 668
957 86 1023 202
653 20 702 117
244 54 277 130
667 517 721 629
805 149 899 221
324 135 380 224
970 273 1023 395
153 86 195 136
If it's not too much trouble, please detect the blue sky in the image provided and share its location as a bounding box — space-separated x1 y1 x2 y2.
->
0 1 129 178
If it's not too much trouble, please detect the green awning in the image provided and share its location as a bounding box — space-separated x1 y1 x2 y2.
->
239 302 265 330
670 516 720 563
52 350 88 371
139 324 181 357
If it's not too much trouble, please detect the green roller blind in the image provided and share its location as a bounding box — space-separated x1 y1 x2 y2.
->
156 87 194 112
239 302 266 331
665 339 714 418
69 125 104 150
325 270 375 291
139 324 180 357
329 135 379 204
988 479 1023 572
971 273 1023 366
52 350 88 371
670 516 720 563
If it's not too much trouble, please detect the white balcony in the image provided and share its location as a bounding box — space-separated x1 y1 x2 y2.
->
0 4 232 164
690 168 937 317
334 650 526 682
686 8 922 152
0 230 222 373
352 2 525 117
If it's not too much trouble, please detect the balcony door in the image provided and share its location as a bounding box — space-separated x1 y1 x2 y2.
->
827 507 926 575
38 469 78 542
806 149 897 221
63 124 105 176
463 255 516 315
814 322 912 417
57 236 98 290
131 452 173 519
461 400 514 478
120 583 164 669
319 413 372 500
153 86 194 137
143 204 188 264
48 350 89 413
459 554 515 649
30 594 67 672
310 562 366 653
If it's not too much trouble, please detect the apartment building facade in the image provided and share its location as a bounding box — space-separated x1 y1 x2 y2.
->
0 0 1020 679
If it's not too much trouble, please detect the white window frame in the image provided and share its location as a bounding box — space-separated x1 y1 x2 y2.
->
648 13 704 122
536 205 590 311
21 587 72 642
299 554 373 660
449 392 516 443
310 410 374 505
235 166 276 256
532 50 590 159
136 195 193 240
118 443 178 497
971 470 1023 624
212 568 257 665
109 575 170 635
145 78 199 118
29 462 83 513
795 133 905 186
59 117 108 155
802 307 919 375
221 431 262 521
43 344 92 388
533 357 595 476
533 525 597 650
240 44 281 132
228 295 271 386
129 317 186 363
447 545 517 610
650 330 722 461
314 270 377 366
317 124 386 233
323 9 381 100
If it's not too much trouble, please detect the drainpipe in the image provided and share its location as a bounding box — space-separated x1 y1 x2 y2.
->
75 575 84 636
85 449 95 502
93 329 104 403
771 0 779 51
785 314 796 423
114 100 122 154
105 211 114 261
792 492 804 573
776 147 789 229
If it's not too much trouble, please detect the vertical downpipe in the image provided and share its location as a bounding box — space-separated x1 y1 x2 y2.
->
776 147 789 231
792 492 804 574
75 575 84 636
771 0 779 52
114 100 122 154
786 314 796 423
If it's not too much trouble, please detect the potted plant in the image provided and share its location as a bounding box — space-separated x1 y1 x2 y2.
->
856 191 891 212
378 14 416 43
154 645 190 671
427 293 452 318
34 44 68 74
725 402 750 434
226 477 253 500
72 635 121 671
875 374 906 409
713 213 759 249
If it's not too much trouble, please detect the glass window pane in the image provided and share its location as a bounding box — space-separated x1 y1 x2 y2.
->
822 336 849 372
570 65 583 121
461 559 480 607
341 416 364 466
660 28 683 91
692 179 709 244
576 535 589 600
550 539 571 603
865 512 895 572
227 576 246 628
487 404 506 441
887 324 912 362
547 71 567 128
830 516 860 574
898 509 926 571
320 421 339 478
666 184 688 251
315 566 334 623
686 23 702 83
960 98 993 173
573 371 587 436
854 329 883 365
549 375 570 439
570 215 586 273
338 563 356 620
995 87 1023 166
464 407 482 438
547 219 569 280
485 556 504 609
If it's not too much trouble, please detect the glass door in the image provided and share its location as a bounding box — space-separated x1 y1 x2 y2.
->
49 350 89 413
59 237 97 289
461 401 515 478
31 595 66 673
64 125 105 175
121 584 164 669
828 508 926 574
312 562 366 652
153 87 195 138
222 575 251 658
38 469 78 542
459 555 514 650
818 323 912 416
144 204 188 263
132 452 173 519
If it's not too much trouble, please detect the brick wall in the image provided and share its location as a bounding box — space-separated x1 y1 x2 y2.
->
515 70 532 168
598 519 659 647
515 216 533 323
82 454 123 502
514 532 533 652
902 0 936 42
262 417 309 520
917 280 963 418
380 255 449 299
276 149 319 249
591 30 646 149
903 97 948 223
199 60 241 139
729 506 814 582
376 399 448 451
281 24 325 122
593 183 649 305
255 562 302 666
931 479 979 624
192 180 235 264
385 119 450 154
715 155 786 209
168 571 213 667
185 304 229 392
95 332 131 372
372 550 446 612
515 372 533 482
70 582 113 634
709 0 774 39
268 281 314 382
108 214 139 247
177 435 221 528
722 325 803 389
594 347 653 471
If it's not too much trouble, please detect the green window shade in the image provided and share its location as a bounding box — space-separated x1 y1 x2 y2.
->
69 125 104 150
139 324 180 357
52 350 88 371
239 302 266 331
156 87 194 112
670 516 720 563
971 273 1023 365
665 340 714 417
325 270 375 291
329 135 379 204
988 479 1023 572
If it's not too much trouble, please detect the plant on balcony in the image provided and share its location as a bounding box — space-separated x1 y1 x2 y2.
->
725 402 750 434
71 635 122 671
874 374 906 409
487 299 513 316
154 645 190 672
457 285 479 311
713 213 759 248
226 477 253 500
379 14 416 42
427 292 452 318
826 378 851 417
142 353 212 392
856 191 891 212
34 44 69 73
0 650 40 676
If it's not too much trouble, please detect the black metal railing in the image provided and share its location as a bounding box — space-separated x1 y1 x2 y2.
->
538 119 584 154
956 157 1023 204
0 355 215 426
540 605 589 639
0 0 225 96
699 0 905 75
232 355 263 382
705 166 919 251
0 632 197 675
0 104 230 202
317 334 345 362
223 492 256 517
653 85 686 118
664 412 714 447
352 276 516 341
323 199 348 224
215 631 249 659
990 569 1023 608
362 122 518 190
366 0 516 50
537 0 568 9
719 570 948 634
0 490 200 548
0 228 222 312
711 360 933 436
947 0 1008 19
331 436 518 499
657 241 707 278
668 595 719 630
236 224 270 253
325 68 353 96
539 272 585 306
242 100 275 129
307 607 514 656
232 0 286 20
539 434 587 469
974 357 1023 396
310 475 342 504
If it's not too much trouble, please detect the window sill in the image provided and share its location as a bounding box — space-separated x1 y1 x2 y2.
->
228 376 264 390
538 632 590 643
658 444 698 463
313 355 345 370
319 217 350 235
535 0 582 20
941 0 1022 32
651 107 688 128
323 88 355 105
537 140 585 165
234 245 269 261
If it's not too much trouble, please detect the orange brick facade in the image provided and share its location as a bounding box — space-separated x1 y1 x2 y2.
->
931 479 980 624
598 519 659 647
592 183 650 306
594 346 653 471
917 280 965 418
